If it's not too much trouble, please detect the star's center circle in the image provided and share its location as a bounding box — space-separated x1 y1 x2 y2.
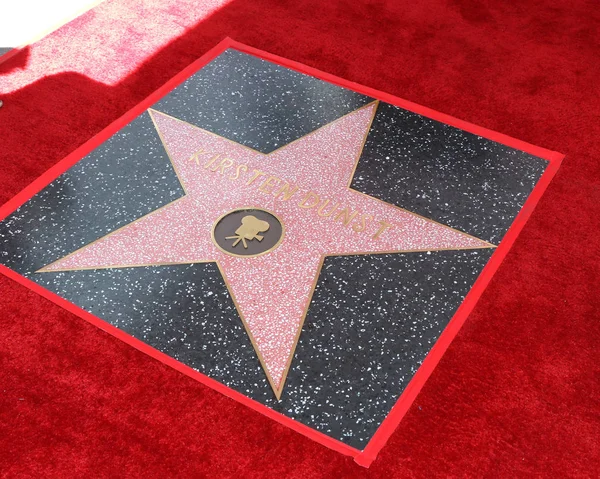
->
211 208 285 258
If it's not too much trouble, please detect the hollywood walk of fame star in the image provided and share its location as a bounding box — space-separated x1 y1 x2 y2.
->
39 101 494 399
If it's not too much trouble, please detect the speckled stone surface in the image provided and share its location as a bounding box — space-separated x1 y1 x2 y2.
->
352 102 548 244
153 49 373 153
0 48 548 448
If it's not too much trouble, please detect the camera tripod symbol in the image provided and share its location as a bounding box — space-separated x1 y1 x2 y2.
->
225 215 270 249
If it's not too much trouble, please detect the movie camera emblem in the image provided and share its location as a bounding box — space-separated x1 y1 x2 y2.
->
212 208 284 257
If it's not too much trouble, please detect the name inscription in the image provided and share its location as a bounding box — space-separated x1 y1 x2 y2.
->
190 148 395 241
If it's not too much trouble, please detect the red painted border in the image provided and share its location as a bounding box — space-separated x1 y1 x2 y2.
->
0 37 564 468
0 47 22 67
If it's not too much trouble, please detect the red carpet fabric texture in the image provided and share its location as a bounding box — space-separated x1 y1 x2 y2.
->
0 0 598 477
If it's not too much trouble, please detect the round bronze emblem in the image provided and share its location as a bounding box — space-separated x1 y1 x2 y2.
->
211 208 285 257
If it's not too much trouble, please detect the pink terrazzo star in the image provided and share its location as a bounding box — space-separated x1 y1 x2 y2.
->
41 102 493 398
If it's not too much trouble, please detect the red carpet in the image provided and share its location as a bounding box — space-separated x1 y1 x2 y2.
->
0 0 598 477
